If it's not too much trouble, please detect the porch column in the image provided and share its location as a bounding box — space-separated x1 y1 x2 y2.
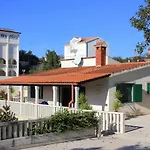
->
52 86 59 106
19 86 23 115
7 86 11 105
35 86 39 104
75 86 80 109
35 86 39 118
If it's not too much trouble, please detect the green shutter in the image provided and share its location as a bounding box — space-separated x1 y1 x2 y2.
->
133 84 142 102
147 83 150 94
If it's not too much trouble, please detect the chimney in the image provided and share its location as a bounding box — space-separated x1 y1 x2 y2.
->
95 40 107 66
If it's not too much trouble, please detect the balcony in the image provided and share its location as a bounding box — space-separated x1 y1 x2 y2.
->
9 64 17 69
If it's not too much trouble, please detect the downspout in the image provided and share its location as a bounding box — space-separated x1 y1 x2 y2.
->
68 84 74 108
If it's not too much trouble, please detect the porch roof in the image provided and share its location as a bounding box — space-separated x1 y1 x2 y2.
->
0 62 150 85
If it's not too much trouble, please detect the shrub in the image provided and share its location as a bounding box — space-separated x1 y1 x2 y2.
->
50 110 98 133
78 93 92 110
0 105 18 122
112 91 123 112
0 89 6 100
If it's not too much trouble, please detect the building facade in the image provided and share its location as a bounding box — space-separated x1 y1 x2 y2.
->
0 28 21 79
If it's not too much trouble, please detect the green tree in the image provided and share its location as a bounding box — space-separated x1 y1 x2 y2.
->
0 105 18 122
130 0 150 54
19 50 39 74
43 50 60 70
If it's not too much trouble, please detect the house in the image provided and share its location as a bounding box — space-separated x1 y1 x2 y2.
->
0 28 21 79
0 37 150 113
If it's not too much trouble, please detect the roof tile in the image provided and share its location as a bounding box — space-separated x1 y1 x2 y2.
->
0 62 150 85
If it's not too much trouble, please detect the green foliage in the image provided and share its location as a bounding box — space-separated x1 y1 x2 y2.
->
112 91 123 112
19 50 40 74
0 89 6 100
114 90 123 100
43 50 60 70
49 110 98 133
130 0 150 54
0 105 18 122
78 93 92 110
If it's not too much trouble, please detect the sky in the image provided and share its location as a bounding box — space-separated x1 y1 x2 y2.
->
0 0 146 58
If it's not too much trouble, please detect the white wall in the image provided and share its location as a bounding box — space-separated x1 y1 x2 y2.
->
61 56 120 68
61 57 96 68
83 77 109 111
106 56 120 65
64 43 86 59
0 31 20 78
109 66 150 113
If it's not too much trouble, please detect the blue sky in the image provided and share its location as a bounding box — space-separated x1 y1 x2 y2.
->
0 0 145 58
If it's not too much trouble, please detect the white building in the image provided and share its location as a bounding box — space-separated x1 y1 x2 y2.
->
0 28 21 79
1 36 150 118
61 36 119 68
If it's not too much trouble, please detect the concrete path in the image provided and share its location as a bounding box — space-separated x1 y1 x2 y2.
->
21 115 150 150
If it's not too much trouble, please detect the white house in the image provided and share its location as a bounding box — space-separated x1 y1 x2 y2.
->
0 28 20 79
0 37 150 114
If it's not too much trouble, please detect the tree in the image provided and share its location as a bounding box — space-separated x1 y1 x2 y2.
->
0 105 18 122
42 50 60 71
19 50 39 74
130 0 150 54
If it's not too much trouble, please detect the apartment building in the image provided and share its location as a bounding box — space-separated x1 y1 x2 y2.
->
0 28 21 79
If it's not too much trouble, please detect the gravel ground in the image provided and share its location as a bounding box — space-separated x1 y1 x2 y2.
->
20 115 150 150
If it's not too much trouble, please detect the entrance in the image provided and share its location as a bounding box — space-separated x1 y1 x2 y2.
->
61 86 72 107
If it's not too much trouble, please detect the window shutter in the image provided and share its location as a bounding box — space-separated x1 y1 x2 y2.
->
133 84 142 102
147 83 150 94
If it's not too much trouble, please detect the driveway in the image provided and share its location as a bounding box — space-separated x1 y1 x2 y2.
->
21 115 150 150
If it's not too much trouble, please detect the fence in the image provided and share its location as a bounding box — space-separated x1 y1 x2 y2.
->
0 100 125 134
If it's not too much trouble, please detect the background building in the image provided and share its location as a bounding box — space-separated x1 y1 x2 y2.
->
0 28 21 79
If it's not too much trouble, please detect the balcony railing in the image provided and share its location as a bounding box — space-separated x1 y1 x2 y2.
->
9 65 17 68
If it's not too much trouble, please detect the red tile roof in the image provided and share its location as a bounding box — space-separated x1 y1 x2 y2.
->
0 62 150 85
65 36 98 45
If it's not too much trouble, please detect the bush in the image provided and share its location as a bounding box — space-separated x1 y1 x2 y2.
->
78 93 92 110
50 110 98 133
112 91 123 112
0 105 18 122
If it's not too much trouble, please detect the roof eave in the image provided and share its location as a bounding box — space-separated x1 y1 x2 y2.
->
111 63 150 77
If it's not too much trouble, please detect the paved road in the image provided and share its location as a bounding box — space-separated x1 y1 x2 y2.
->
21 115 150 150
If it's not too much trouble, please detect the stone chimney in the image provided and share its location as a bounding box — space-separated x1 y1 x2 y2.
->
95 40 107 66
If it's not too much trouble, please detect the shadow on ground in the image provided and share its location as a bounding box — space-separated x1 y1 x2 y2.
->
116 144 150 150
125 125 143 133
0 146 12 150
72 147 101 150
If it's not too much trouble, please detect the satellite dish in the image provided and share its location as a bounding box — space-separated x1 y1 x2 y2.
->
74 55 81 65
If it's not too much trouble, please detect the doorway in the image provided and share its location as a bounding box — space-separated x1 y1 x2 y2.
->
61 86 72 107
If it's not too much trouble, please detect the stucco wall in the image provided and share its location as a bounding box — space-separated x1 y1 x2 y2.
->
106 56 120 65
109 66 150 113
61 57 96 68
83 77 109 111
64 43 86 59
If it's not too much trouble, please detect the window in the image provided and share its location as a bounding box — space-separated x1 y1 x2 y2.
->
116 83 142 103
30 86 35 98
0 34 7 38
79 86 86 95
147 83 150 94
39 86 43 99
30 86 43 99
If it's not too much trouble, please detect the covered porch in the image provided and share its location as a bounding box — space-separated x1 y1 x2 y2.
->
0 83 84 119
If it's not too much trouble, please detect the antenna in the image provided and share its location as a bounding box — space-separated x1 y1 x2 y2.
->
74 55 81 65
